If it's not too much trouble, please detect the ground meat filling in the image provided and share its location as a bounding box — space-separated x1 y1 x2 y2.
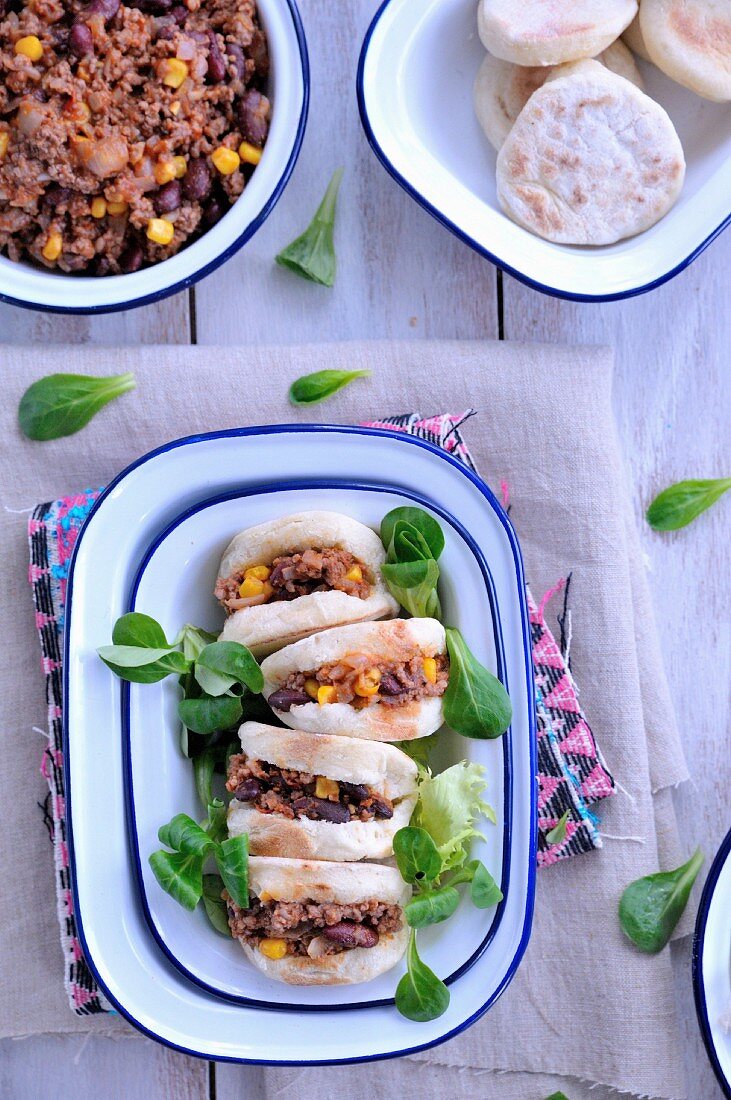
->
269 651 450 712
216 547 371 612
226 753 394 823
0 0 270 274
226 894 403 956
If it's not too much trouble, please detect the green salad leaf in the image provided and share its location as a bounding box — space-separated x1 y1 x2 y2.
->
18 371 136 441
393 826 442 885
546 809 570 846
381 508 445 562
619 848 704 953
149 849 204 911
443 628 512 739
470 861 503 909
215 834 249 908
405 886 460 928
381 558 441 619
201 874 231 936
646 478 731 531
412 761 495 872
379 506 443 619
289 369 371 406
194 641 264 697
178 693 243 736
150 812 249 914
275 168 343 286
112 612 169 648
395 930 450 1022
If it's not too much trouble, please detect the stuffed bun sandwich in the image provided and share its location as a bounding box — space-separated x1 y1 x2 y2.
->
227 721 418 861
225 856 410 984
215 511 399 657
260 618 448 741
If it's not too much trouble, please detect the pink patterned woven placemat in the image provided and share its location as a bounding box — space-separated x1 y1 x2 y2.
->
28 411 614 1015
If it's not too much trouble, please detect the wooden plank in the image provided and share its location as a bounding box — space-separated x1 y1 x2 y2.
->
0 290 191 345
194 0 499 346
0 1036 209 1099
502 232 731 1100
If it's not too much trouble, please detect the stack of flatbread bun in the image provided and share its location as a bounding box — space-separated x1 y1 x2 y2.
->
215 512 450 985
474 0 730 245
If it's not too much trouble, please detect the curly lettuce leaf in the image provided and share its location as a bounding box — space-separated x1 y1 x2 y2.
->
412 761 496 872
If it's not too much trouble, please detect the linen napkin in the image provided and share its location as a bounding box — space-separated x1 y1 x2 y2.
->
0 342 689 1100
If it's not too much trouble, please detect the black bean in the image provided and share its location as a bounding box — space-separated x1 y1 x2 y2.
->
0 0 6 17
118 239 144 274
248 27 269 78
170 3 187 22
43 184 74 209
370 796 394 820
226 43 246 82
87 0 120 21
154 179 181 215
234 778 263 802
200 193 227 230
267 687 310 712
379 672 405 696
182 157 211 202
292 797 350 824
155 23 175 40
339 782 369 803
126 0 171 11
236 89 270 147
323 922 378 949
69 21 93 57
206 29 226 84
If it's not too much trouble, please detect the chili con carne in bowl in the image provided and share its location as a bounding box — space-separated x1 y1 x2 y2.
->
0 0 307 312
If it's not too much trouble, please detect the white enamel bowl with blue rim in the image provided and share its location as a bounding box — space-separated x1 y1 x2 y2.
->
0 0 308 315
357 0 731 303
693 828 731 1098
63 425 537 1063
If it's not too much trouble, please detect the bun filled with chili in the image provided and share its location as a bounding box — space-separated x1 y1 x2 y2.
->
227 721 418 861
215 512 399 657
226 856 410 985
260 618 448 741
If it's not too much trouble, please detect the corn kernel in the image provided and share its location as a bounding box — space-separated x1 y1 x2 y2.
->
315 776 339 799
107 200 128 215
154 159 177 185
77 61 91 82
15 35 43 61
354 667 381 697
238 140 262 166
146 217 174 245
258 938 288 960
170 101 181 117
238 575 265 598
42 232 62 262
304 678 320 700
211 146 240 176
317 685 337 706
77 101 91 123
422 657 437 684
259 891 273 903
161 58 188 89
245 565 271 581
0 132 9 159
344 565 363 583
172 154 187 177
90 197 107 219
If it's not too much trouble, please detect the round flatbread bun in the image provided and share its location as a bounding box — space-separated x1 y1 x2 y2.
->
477 0 638 67
623 12 653 62
227 722 418 861
496 60 685 244
261 618 447 742
238 857 411 985
640 0 731 102
474 41 643 151
216 511 399 658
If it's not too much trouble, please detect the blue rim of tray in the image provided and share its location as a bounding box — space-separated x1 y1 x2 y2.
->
0 0 309 315
692 826 731 1099
356 0 731 305
124 478 514 1010
62 423 538 1064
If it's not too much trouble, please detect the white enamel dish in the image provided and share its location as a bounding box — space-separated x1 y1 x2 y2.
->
693 828 731 1098
357 0 731 302
64 425 537 1063
0 0 308 314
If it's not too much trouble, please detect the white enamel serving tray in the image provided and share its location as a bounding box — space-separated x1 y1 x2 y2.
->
64 426 536 1063
357 0 731 302
693 828 731 1097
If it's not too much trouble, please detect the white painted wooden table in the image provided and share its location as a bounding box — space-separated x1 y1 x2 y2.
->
1 1 729 1096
